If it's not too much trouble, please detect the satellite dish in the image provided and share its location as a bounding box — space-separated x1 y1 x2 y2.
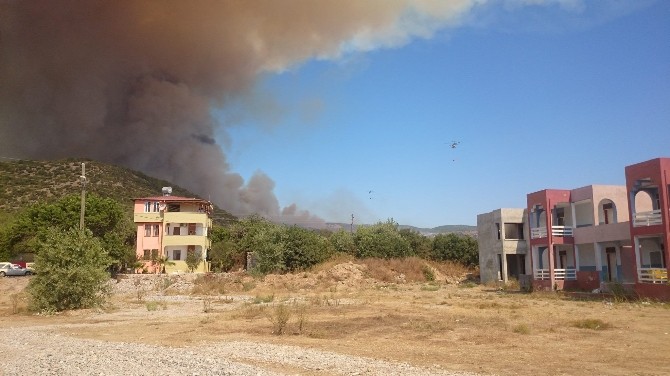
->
161 187 172 196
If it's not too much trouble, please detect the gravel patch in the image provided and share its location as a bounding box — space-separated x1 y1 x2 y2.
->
0 326 479 376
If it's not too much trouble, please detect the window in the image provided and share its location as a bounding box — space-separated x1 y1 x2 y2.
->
153 224 160 237
173 226 181 235
603 203 614 224
173 250 181 261
504 223 524 240
167 204 180 212
650 251 664 268
143 249 151 260
144 201 151 212
495 223 501 240
555 208 565 226
144 224 151 237
153 202 160 212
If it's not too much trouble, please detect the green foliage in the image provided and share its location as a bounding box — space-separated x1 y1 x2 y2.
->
431 233 478 266
0 194 135 270
354 220 412 259
283 226 333 272
399 228 431 258
209 226 245 272
185 249 203 272
329 229 356 255
216 216 335 275
28 228 112 312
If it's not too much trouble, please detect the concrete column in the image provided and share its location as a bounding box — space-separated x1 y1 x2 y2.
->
594 242 602 281
570 202 577 229
633 236 641 283
574 244 580 271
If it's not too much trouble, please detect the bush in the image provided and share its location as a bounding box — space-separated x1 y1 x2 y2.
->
431 233 478 267
28 228 112 312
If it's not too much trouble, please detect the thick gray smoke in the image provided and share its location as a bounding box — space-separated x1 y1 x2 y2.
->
0 1 476 223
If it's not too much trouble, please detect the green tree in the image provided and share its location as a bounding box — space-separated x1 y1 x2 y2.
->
431 233 478 266
209 225 245 272
329 229 356 255
398 228 431 258
185 249 203 272
283 226 333 271
28 227 112 312
0 194 134 269
354 220 411 259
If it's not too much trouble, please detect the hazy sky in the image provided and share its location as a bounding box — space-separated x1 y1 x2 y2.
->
217 0 670 228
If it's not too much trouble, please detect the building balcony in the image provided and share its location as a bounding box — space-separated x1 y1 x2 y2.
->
638 268 668 284
163 212 209 225
530 226 573 239
162 234 210 248
633 210 662 227
534 268 576 280
134 212 162 223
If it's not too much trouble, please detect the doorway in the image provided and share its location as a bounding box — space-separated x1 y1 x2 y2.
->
605 247 617 282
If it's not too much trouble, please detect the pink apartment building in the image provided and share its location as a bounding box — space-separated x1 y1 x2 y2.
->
133 188 213 273
478 157 669 299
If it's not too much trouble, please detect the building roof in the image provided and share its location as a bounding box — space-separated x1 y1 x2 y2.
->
133 195 210 203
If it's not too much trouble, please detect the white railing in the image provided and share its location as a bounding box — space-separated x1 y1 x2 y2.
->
530 226 573 239
633 210 662 227
554 268 576 280
531 227 547 239
551 226 573 237
534 269 550 280
533 268 576 280
638 268 668 284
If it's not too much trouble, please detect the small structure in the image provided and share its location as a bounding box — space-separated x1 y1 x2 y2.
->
477 208 528 284
133 188 213 273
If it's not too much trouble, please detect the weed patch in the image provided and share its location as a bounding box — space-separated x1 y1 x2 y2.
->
571 318 612 330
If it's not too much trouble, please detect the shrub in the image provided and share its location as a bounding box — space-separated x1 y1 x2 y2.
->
431 233 478 267
269 304 291 335
28 228 112 312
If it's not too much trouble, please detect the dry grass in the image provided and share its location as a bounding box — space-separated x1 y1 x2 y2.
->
2 265 670 376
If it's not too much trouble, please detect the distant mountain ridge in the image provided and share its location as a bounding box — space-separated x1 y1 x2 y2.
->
0 158 236 224
326 222 477 236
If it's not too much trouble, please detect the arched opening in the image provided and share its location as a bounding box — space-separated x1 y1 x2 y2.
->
634 190 654 213
598 199 617 225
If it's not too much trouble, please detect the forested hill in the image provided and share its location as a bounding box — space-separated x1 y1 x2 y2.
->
0 158 236 223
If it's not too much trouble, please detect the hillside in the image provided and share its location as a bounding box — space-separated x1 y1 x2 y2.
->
0 158 236 224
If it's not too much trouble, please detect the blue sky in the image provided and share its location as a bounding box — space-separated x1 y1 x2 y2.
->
218 0 670 228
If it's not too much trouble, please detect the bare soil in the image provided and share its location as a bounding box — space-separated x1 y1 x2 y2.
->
2 263 669 376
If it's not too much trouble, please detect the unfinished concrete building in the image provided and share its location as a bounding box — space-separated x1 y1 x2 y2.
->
477 208 529 284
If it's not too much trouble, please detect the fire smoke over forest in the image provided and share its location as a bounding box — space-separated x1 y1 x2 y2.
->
0 1 477 223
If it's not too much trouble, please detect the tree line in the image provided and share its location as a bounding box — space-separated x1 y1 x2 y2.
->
0 194 478 311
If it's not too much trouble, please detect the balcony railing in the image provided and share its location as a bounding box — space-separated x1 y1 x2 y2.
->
533 268 576 280
633 210 662 227
551 226 573 237
531 227 547 239
530 226 573 239
534 269 550 280
638 268 668 284
554 268 576 280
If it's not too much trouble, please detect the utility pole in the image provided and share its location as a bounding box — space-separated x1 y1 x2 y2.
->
79 162 87 232
350 214 354 233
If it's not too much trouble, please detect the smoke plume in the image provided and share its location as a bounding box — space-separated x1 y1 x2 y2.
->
0 1 476 223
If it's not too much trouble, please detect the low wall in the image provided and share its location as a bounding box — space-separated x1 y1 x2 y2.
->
634 283 670 301
577 271 600 291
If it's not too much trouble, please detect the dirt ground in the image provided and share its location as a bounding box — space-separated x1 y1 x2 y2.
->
2 263 670 376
